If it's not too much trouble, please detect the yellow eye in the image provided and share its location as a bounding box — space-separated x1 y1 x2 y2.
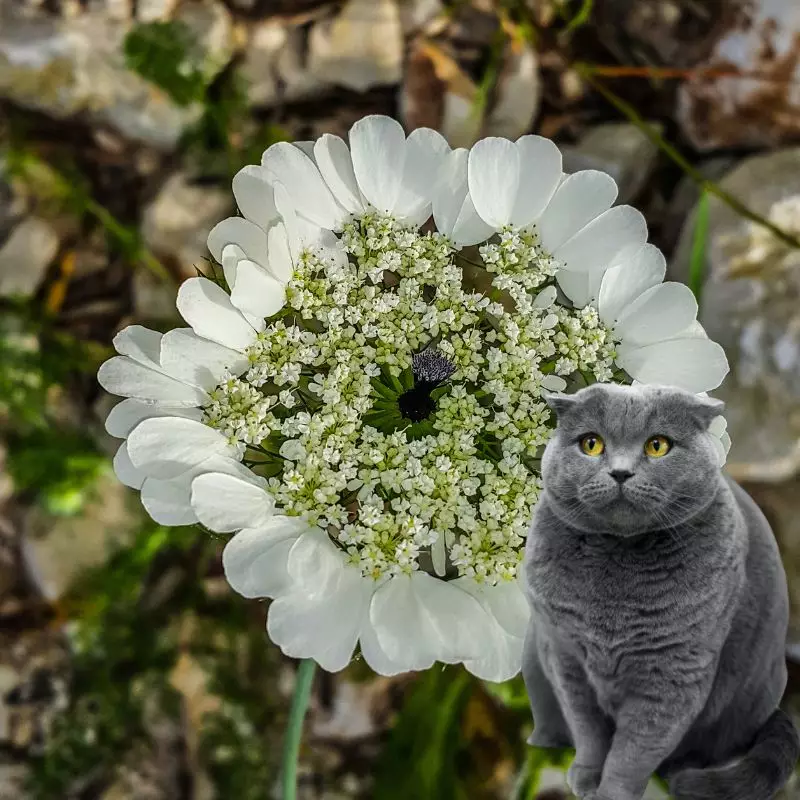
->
644 435 672 458
580 434 605 456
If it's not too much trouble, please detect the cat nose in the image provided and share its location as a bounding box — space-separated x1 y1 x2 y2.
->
609 469 634 484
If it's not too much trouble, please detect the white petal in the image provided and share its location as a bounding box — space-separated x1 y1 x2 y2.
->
285 528 346 597
207 217 270 267
176 277 257 351
482 580 529 638
272 182 329 258
554 206 648 273
268 545 372 672
510 135 562 227
614 283 698 346
468 137 520 228
541 375 567 391
358 612 409 676
708 414 728 437
616 337 729 393
221 243 246 290
393 127 450 225
105 398 202 438
431 533 446 577
597 244 667 325
462 626 523 682
370 572 490 671
266 224 294 283
139 455 254 526
113 442 145 489
453 577 527 682
112 326 163 368
292 141 317 161
160 328 247 389
537 170 618 252
141 475 198 525
349 115 406 213
262 142 345 230
127 417 239 479
229 260 286 320
555 269 592 307
314 134 364 215
222 517 310 599
98 357 208 406
432 149 494 247
533 285 557 309
191 472 274 532
232 165 279 231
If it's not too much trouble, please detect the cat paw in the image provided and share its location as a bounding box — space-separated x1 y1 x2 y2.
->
566 762 603 796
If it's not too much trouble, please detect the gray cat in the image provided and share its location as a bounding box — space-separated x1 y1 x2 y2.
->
522 382 799 800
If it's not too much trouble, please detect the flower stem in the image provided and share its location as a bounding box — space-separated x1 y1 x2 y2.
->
281 658 316 800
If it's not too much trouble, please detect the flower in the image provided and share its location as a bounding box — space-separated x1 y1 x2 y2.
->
98 115 732 681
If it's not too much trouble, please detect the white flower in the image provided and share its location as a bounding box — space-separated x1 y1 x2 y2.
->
98 114 733 682
262 116 450 230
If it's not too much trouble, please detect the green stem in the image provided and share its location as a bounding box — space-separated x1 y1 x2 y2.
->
281 658 316 800
575 64 800 250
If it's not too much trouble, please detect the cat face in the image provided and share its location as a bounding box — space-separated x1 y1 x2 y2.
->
540 383 725 537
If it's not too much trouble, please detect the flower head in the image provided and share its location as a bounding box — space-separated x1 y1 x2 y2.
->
98 115 730 679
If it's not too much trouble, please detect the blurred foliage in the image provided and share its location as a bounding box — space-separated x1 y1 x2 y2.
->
374 667 571 800
0 304 109 514
123 21 208 107
124 19 288 181
27 523 282 797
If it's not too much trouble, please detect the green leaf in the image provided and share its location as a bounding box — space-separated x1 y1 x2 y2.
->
689 190 710 306
374 669 474 800
123 21 207 107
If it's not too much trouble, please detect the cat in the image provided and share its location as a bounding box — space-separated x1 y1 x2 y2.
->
521 382 799 800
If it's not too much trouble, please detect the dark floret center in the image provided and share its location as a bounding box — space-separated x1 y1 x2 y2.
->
397 347 456 423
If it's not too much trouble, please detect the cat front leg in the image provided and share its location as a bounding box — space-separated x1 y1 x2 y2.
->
547 650 612 797
522 623 572 748
591 680 712 800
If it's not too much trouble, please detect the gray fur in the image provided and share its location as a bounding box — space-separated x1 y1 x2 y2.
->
522 382 799 800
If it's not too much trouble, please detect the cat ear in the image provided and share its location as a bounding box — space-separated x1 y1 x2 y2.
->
685 394 726 429
542 390 578 417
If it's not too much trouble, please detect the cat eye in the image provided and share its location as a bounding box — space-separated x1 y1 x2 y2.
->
644 435 672 458
579 433 605 456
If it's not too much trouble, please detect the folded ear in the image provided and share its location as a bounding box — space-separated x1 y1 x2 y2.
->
684 393 726 429
542 390 579 418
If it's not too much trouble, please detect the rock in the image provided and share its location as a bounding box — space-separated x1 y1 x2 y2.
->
136 0 179 23
400 34 540 148
485 42 540 141
0 763 30 800
0 217 59 299
141 171 231 278
678 0 800 150
311 681 377 740
0 628 70 754
174 0 235 85
133 269 179 323
560 123 661 203
308 0 403 92
398 0 445 34
241 20 329 108
0 9 201 150
20 471 142 601
671 148 800 482
746 478 800 660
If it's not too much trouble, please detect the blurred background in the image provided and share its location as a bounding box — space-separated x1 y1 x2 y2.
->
1 0 800 797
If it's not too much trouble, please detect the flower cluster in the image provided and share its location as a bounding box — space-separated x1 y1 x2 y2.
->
98 116 730 679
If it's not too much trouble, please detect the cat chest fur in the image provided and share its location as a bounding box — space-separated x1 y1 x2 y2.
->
526 507 744 711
